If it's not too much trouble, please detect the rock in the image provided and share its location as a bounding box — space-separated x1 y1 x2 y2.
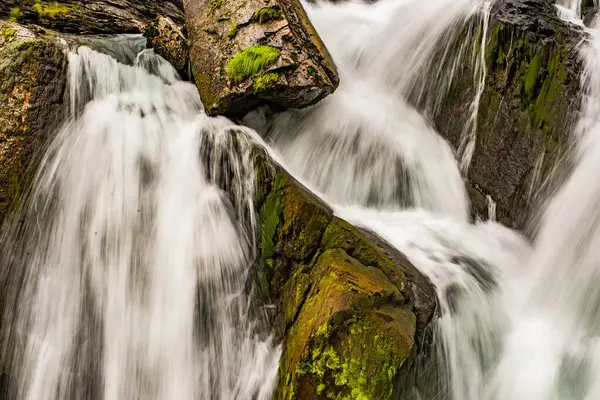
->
247 143 440 399
435 0 585 230
184 0 339 117
145 16 188 71
0 20 67 223
0 0 184 34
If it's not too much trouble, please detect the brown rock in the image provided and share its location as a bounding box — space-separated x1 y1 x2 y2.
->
184 0 339 117
0 20 67 223
145 16 188 71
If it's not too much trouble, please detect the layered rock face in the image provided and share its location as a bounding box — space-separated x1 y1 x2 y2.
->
184 0 339 117
0 0 183 34
250 146 440 399
0 21 67 223
436 0 585 229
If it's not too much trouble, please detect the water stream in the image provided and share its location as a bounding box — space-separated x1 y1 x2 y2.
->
1 0 599 399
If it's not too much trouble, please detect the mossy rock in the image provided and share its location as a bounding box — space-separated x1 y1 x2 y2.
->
0 20 67 224
184 0 339 117
246 141 440 399
433 0 584 230
145 15 188 71
0 0 184 34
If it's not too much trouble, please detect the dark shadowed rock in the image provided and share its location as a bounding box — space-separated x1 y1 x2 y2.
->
184 0 339 117
0 0 183 34
435 0 585 230
145 16 188 71
0 20 67 223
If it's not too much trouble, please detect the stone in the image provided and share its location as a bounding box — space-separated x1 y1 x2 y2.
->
183 0 339 117
0 20 67 223
435 0 585 230
245 139 440 399
145 16 188 71
0 0 184 34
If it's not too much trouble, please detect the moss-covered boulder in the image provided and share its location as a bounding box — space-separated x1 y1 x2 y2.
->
435 0 584 230
0 20 67 223
183 0 339 117
0 0 184 34
248 143 440 399
145 16 188 71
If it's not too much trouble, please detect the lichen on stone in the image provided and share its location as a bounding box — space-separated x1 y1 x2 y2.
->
227 21 238 39
32 1 69 19
226 45 280 83
210 0 224 12
253 6 283 23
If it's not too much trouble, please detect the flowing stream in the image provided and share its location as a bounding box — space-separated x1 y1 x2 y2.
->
1 0 599 399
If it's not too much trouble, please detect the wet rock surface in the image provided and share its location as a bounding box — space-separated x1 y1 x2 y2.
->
436 0 585 230
0 0 184 34
248 142 440 399
184 0 339 117
145 16 188 71
0 20 67 223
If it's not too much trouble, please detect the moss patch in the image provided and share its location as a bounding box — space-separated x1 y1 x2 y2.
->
32 1 69 19
210 0 224 11
227 21 238 39
9 7 20 22
254 72 279 93
226 45 281 83
253 6 283 23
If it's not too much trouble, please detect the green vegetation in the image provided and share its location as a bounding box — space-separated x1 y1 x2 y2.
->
227 22 238 39
253 6 283 23
254 72 279 93
210 0 224 11
226 45 280 83
32 1 69 18
9 7 20 22
307 66 317 78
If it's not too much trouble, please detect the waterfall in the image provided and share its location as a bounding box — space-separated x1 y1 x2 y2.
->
0 45 280 400
2 0 600 398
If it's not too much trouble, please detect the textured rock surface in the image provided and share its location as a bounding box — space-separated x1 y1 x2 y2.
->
248 143 440 399
0 20 67 223
0 0 183 34
435 0 584 230
145 16 188 71
184 0 339 117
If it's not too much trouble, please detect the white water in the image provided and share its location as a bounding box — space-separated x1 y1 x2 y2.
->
0 47 279 400
1 0 599 399
254 0 600 399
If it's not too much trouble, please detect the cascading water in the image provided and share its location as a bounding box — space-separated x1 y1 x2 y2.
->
2 0 600 399
0 44 279 399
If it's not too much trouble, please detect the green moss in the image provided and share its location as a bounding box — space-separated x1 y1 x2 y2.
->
2 28 17 38
226 45 280 83
210 0 224 11
260 181 285 260
297 312 411 400
9 7 20 22
524 50 542 98
253 72 279 93
32 1 69 18
307 66 317 78
253 6 283 23
227 21 238 39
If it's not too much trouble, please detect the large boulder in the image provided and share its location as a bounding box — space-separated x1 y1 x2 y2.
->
435 0 585 230
184 0 339 117
0 0 184 34
0 20 67 223
248 143 441 399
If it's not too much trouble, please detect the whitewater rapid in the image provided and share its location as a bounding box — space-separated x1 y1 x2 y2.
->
1 0 599 399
